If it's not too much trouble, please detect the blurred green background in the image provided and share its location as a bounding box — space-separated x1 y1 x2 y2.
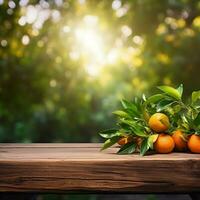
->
0 0 199 199
1 0 200 143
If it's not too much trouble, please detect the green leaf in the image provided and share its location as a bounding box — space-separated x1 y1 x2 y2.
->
99 129 120 138
177 84 183 98
148 134 158 150
157 85 181 100
133 128 148 137
140 138 149 156
119 119 135 127
121 99 139 116
173 105 182 113
156 99 174 112
112 110 130 118
181 114 188 123
121 99 133 109
119 119 147 137
142 94 146 101
194 112 200 127
192 91 200 104
118 122 132 132
101 136 120 151
195 131 200 135
142 108 150 122
117 142 136 154
146 94 164 104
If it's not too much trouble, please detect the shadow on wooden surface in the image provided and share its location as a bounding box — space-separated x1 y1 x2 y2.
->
0 194 195 200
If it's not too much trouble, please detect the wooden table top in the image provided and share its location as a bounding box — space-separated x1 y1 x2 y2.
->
0 143 200 193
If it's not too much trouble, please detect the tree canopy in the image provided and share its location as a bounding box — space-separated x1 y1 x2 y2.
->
0 0 200 142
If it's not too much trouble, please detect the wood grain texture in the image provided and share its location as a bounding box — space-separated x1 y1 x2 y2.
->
0 143 200 193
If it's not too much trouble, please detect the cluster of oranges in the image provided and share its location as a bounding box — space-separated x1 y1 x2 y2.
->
118 112 200 154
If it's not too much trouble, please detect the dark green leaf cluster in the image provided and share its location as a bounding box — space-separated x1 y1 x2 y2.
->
99 97 152 155
179 90 200 135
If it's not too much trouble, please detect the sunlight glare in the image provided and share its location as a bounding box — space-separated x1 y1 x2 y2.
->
86 64 101 77
75 28 104 61
107 49 120 64
83 15 98 25
73 15 122 76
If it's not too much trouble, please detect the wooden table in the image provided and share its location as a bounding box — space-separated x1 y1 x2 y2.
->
0 143 200 198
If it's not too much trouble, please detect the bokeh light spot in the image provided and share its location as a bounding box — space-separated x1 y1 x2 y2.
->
50 79 57 87
22 35 30 45
193 16 200 27
1 40 8 47
112 0 121 10
19 0 29 7
8 1 16 9
156 24 167 35
157 53 170 64
121 25 132 37
18 16 26 26
63 26 71 33
133 35 144 45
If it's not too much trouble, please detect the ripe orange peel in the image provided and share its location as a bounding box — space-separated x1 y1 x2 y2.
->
148 113 170 132
188 134 200 153
154 133 175 154
172 130 188 151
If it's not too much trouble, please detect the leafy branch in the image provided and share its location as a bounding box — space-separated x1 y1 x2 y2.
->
99 84 200 155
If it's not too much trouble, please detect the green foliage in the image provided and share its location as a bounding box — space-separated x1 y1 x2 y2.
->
146 94 164 104
192 91 200 104
99 94 154 155
101 136 121 150
99 129 120 138
99 84 200 155
148 134 159 150
157 85 182 100
117 142 136 155
140 138 149 156
0 1 200 146
113 110 131 118
156 99 174 112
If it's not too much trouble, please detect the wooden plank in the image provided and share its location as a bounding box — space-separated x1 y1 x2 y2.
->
0 143 102 148
0 143 200 193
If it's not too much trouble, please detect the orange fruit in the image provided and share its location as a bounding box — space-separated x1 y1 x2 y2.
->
188 134 200 153
172 130 188 151
154 133 175 153
148 113 170 132
117 136 133 146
